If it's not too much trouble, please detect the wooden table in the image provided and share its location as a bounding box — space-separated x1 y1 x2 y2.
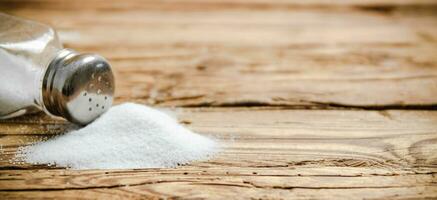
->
1 0 437 199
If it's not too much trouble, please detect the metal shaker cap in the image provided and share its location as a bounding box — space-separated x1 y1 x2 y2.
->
42 49 115 125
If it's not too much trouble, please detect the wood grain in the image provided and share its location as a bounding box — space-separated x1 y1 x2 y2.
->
0 0 437 199
1 0 436 108
1 108 436 198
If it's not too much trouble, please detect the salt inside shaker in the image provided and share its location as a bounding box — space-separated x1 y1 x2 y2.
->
0 13 115 125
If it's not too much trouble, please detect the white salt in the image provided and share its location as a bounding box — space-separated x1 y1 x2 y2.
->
15 103 219 169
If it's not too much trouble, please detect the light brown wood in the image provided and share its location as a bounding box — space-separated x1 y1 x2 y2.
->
0 0 436 199
2 0 437 108
1 108 437 198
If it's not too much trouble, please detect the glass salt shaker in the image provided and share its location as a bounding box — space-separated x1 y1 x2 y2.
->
0 13 115 125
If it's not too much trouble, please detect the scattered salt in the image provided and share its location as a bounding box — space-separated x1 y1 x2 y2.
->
15 103 219 169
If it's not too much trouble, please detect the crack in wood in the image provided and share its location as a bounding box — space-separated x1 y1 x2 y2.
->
0 180 199 192
173 99 437 110
242 180 437 190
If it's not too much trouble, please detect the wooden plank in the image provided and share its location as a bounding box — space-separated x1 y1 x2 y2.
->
0 108 436 198
2 0 437 10
1 1 436 108
1 186 436 200
0 0 436 199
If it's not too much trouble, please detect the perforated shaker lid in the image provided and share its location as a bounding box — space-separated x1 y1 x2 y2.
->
42 49 115 125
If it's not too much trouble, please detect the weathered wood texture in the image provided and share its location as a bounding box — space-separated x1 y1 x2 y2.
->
1 108 437 199
2 0 437 108
0 0 437 199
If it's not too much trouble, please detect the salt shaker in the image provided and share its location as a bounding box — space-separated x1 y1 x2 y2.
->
0 13 115 125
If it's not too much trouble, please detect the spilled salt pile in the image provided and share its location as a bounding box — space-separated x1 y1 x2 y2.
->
15 103 219 169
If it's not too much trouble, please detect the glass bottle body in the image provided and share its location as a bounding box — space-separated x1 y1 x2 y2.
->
0 13 115 125
0 13 62 118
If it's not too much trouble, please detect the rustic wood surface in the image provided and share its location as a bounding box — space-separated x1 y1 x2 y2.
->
0 0 436 199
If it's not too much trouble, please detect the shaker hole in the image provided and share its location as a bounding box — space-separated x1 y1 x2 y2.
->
83 92 87 96
89 107 92 111
96 104 99 107
89 98 92 102
102 106 105 109
104 96 108 100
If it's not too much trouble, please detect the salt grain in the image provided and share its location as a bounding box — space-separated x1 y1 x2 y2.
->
15 103 219 169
